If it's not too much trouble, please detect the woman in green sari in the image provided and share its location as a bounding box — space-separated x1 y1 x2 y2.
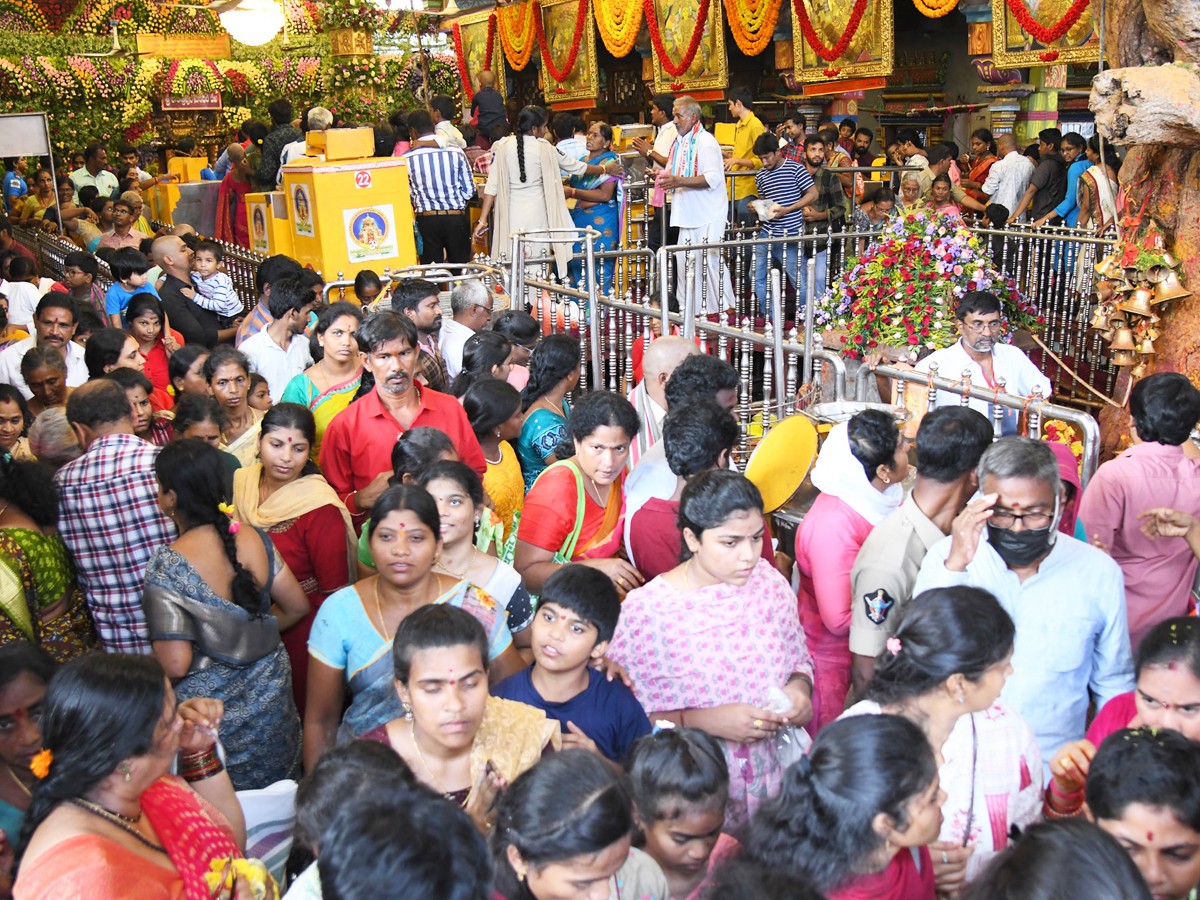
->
565 122 623 296
0 458 96 662
280 302 363 461
516 334 580 492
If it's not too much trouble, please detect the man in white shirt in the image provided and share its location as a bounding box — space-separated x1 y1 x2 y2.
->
626 335 698 468
981 132 1035 218
632 95 680 257
68 144 119 204
439 280 493 380
915 290 1052 435
660 96 735 315
431 95 467 150
0 293 88 397
278 107 332 184
239 273 315 401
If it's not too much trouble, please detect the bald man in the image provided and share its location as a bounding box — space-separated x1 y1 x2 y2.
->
470 70 508 148
626 335 700 467
153 234 238 348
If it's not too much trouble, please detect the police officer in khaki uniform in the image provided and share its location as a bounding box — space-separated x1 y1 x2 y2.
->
849 407 994 696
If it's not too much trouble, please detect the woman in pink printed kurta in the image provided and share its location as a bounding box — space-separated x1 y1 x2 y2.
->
608 556 814 829
795 415 906 733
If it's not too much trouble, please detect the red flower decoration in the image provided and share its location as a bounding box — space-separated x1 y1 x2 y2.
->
794 0 869 63
1005 0 1089 46
644 0 710 77
534 0 589 82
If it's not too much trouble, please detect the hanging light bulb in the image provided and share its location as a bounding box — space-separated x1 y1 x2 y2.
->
220 0 286 46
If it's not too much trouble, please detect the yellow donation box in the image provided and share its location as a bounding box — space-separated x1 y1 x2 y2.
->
281 157 418 280
245 192 295 258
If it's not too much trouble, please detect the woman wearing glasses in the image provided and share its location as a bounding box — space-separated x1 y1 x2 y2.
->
915 291 1051 436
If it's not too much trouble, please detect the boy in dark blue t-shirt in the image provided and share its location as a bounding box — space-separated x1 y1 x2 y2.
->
492 565 650 762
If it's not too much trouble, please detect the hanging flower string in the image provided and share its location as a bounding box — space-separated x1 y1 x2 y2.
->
594 0 643 57
451 22 476 100
1004 0 1090 45
792 0 870 63
532 0 589 83
497 0 537 70
912 0 958 19
725 0 783 55
484 13 497 71
643 0 711 77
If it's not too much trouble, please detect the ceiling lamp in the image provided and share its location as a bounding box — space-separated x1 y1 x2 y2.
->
220 0 286 46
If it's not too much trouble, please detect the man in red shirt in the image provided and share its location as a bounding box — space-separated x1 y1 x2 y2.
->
319 311 485 526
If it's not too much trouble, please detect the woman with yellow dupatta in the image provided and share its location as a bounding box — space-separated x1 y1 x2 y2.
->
515 391 644 599
363 604 558 834
232 404 354 715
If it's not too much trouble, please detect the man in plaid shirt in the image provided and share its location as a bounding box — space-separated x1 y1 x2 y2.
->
56 380 175 654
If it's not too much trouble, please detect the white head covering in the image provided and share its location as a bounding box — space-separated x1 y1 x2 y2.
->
809 421 903 525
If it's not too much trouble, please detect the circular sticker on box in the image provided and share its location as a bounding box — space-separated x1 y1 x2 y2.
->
355 171 373 189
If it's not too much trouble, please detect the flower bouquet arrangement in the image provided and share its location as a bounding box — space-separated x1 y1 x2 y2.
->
1043 418 1084 471
816 209 1043 360
322 0 385 32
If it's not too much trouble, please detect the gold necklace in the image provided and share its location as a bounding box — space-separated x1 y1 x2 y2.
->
436 550 475 582
68 798 165 854
542 396 565 417
4 764 30 797
582 471 607 507
410 719 449 795
373 573 444 641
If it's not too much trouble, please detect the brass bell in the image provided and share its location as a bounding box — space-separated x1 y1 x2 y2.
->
1153 270 1193 305
1137 335 1156 355
1117 288 1155 317
1162 252 1179 268
1109 326 1137 351
1110 348 1139 366
1130 361 1149 379
1145 264 1168 284
1089 305 1111 330
1095 254 1120 277
1096 279 1115 302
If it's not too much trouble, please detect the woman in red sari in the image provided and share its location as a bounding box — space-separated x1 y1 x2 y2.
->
961 128 998 205
515 390 644 598
14 653 259 900
214 144 254 249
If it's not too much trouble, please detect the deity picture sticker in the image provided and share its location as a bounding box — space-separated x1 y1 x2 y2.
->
343 204 397 264
293 185 313 237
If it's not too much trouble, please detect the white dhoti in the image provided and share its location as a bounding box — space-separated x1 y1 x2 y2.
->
675 219 736 316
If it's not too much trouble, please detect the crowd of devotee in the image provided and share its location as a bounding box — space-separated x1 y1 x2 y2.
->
0 83 1193 900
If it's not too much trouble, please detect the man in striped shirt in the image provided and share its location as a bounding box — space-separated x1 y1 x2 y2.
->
752 133 817 318
405 109 476 265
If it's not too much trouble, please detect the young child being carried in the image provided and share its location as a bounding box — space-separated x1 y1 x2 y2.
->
188 239 243 328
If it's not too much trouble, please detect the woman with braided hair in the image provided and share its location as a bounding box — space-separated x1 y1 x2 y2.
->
473 105 619 288
142 438 309 790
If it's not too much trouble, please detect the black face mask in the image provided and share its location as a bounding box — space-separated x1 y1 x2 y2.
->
0 306 7 328
987 523 1055 567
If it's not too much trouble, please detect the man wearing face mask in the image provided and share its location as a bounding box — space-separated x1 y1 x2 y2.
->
915 291 1051 435
913 436 1134 773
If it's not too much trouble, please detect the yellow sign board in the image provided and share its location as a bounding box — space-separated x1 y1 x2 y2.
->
135 34 232 59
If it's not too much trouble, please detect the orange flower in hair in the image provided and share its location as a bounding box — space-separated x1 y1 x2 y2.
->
30 748 52 779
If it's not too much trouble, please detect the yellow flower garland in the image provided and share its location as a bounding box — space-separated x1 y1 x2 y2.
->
497 1 536 71
725 0 784 55
594 0 643 57
912 0 959 19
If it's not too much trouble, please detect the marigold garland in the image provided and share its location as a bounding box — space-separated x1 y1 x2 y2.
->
594 0 643 57
725 0 783 54
1004 0 1090 45
532 0 588 84
792 0 870 63
912 0 958 19
497 1 537 70
643 0 711 77
451 22 475 100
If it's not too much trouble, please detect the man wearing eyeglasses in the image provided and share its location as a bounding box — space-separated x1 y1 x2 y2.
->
914 436 1134 773
439 279 494 380
915 291 1051 435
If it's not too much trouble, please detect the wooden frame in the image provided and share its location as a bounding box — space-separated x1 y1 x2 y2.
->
990 0 1100 67
538 0 599 105
454 8 507 105
650 0 728 94
789 0 894 83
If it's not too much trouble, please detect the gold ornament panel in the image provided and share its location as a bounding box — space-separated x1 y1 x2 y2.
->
650 0 728 93
457 9 507 105
789 0 894 83
990 0 1099 67
539 0 599 104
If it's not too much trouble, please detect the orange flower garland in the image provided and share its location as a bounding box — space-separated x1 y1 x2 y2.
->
644 0 711 78
594 0 643 57
532 0 589 84
912 0 958 18
1005 0 1090 45
497 1 536 71
725 0 784 56
793 0 870 62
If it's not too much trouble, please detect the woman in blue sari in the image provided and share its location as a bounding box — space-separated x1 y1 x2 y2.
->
565 122 622 296
515 334 581 491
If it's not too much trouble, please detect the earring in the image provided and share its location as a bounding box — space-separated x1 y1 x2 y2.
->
120 761 132 783
881 475 890 484
957 692 965 704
